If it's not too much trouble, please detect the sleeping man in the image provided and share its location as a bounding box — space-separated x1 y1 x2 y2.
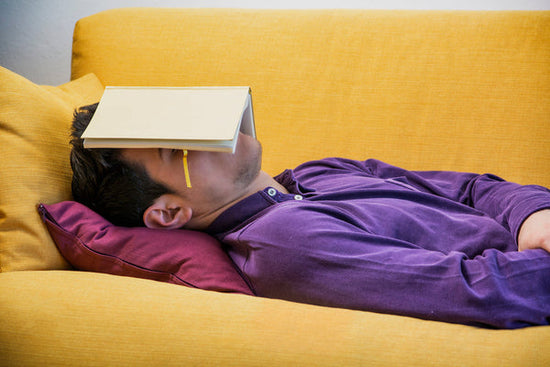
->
70 103 550 329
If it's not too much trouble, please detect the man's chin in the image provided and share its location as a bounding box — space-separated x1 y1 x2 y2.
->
235 136 262 186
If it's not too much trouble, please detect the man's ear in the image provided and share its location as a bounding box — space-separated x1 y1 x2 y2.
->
143 194 192 229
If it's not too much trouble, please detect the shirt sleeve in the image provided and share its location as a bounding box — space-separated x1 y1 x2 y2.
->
358 158 550 241
238 204 550 329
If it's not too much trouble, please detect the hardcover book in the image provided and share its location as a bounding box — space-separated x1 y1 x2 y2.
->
81 86 255 153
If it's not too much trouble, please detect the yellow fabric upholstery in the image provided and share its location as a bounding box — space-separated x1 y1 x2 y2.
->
0 67 104 271
72 9 550 187
1 8 549 366
2 270 549 367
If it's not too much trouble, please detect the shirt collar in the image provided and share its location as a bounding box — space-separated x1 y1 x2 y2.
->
206 169 311 235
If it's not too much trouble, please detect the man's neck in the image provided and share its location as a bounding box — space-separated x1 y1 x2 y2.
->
185 171 287 230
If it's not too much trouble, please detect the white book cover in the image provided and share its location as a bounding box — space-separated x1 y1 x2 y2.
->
82 86 255 153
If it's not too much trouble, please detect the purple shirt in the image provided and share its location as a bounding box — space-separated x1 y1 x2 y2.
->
208 158 550 328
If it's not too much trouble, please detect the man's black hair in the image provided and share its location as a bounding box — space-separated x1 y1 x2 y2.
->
70 103 173 227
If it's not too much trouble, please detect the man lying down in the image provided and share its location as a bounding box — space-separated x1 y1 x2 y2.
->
70 103 550 329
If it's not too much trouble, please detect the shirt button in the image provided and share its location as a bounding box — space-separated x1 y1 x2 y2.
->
267 188 277 197
294 194 303 200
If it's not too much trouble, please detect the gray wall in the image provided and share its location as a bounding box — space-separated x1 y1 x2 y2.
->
1 0 549 85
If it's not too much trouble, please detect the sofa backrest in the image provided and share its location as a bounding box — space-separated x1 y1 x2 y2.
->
72 8 550 187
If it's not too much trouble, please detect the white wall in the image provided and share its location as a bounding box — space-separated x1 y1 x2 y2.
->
1 0 549 85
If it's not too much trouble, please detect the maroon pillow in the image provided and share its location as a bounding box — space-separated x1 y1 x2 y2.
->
38 201 253 295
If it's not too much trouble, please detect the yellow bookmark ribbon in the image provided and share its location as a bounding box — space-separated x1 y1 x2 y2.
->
182 149 192 188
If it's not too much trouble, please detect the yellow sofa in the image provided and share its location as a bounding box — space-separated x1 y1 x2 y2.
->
1 8 549 366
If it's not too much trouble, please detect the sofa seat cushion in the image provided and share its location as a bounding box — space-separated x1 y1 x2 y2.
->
2 270 549 366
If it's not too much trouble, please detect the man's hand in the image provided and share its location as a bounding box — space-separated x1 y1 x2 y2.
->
517 209 550 252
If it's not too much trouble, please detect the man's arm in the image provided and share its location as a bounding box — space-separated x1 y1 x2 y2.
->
295 157 550 251
360 159 550 250
237 204 550 329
